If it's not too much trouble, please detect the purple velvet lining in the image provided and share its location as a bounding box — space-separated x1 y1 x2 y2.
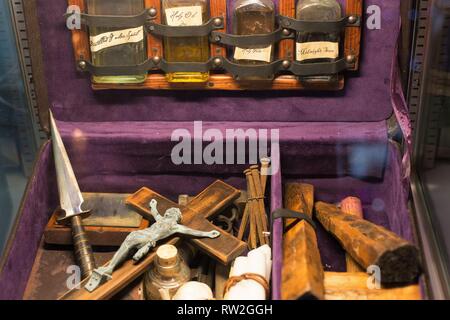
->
270 150 283 300
270 142 415 300
37 0 400 123
57 120 388 179
0 143 57 300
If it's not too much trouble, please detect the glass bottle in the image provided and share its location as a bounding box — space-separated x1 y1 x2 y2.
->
232 0 275 80
162 0 210 83
295 0 342 84
86 0 147 84
143 244 190 300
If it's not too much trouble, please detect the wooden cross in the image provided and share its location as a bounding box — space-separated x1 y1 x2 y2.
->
59 180 246 300
125 180 247 265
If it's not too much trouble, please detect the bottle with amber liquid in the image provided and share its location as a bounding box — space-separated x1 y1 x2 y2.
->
162 0 210 83
232 0 275 80
295 0 342 85
86 0 147 84
143 245 190 300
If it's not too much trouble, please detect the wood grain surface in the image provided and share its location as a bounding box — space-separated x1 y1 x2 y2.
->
315 202 422 284
281 183 324 300
324 272 421 300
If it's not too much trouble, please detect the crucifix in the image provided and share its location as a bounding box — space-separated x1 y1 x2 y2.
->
59 180 247 300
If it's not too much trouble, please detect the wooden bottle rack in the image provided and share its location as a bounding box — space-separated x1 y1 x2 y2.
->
68 0 362 91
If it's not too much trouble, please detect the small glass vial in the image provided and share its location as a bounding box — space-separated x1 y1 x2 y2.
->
232 0 275 80
162 0 210 83
143 244 190 300
86 0 147 84
295 0 342 84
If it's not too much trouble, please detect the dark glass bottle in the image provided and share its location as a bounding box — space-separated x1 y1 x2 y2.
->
232 0 275 80
296 0 342 84
87 0 147 84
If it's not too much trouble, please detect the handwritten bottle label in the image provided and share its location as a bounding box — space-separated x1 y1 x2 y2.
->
90 26 144 53
234 45 272 63
296 41 339 61
165 6 203 26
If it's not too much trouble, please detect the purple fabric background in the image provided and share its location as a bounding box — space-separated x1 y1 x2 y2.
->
0 0 418 300
37 0 400 123
55 120 388 179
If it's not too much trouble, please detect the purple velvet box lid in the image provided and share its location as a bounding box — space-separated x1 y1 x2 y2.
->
37 0 401 124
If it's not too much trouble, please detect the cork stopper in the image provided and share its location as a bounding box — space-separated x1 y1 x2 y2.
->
156 245 178 267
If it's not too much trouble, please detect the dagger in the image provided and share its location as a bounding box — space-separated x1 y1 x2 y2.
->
50 112 96 279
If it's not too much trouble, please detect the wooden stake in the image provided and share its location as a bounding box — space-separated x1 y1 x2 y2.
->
250 165 269 244
340 197 365 273
260 158 271 193
281 183 324 300
245 169 263 249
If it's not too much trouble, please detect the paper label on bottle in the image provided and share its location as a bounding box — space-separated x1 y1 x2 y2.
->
234 46 272 63
165 6 203 26
296 41 339 61
90 26 144 53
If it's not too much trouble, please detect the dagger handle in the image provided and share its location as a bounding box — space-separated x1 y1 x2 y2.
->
71 215 96 279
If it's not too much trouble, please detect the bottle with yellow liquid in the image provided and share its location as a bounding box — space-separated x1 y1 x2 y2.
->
162 0 210 82
87 0 147 84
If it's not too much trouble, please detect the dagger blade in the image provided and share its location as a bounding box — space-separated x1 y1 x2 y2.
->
50 112 87 221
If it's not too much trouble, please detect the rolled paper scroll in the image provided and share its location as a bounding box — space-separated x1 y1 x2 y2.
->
224 245 272 300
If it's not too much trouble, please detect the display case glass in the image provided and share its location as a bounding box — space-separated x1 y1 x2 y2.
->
0 0 42 256
412 0 450 298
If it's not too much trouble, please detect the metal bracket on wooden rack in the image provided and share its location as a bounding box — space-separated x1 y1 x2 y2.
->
211 15 360 49
66 7 224 38
211 28 294 48
77 55 354 79
66 8 153 28
277 15 361 33
77 57 218 76
287 58 354 76
147 17 224 37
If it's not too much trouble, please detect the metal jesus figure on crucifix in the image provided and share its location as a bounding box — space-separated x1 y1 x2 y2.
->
85 199 221 292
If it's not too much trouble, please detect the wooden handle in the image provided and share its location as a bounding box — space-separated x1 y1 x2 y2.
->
71 215 96 279
315 202 422 284
341 197 365 273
